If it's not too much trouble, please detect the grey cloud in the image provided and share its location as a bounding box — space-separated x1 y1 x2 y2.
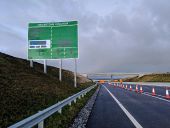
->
0 0 170 73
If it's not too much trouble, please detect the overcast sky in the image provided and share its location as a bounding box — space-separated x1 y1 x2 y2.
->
0 0 170 74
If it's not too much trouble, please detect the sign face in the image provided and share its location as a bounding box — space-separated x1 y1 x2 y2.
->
28 21 78 59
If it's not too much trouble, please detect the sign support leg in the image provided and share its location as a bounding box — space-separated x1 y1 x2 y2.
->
74 59 77 87
59 59 62 81
30 60 33 67
44 60 47 73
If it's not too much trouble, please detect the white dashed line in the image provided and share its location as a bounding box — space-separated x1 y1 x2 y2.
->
103 85 143 128
143 92 164 98
142 92 170 103
123 87 170 103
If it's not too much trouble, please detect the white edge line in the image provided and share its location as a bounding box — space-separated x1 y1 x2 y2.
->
103 85 143 128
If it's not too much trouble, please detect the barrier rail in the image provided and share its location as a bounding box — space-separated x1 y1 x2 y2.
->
8 84 97 128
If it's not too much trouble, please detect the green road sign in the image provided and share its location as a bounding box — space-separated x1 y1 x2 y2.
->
28 21 78 59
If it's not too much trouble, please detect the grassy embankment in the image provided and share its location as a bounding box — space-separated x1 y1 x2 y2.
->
124 73 170 82
0 52 95 127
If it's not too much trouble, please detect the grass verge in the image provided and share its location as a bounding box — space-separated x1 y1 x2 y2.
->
43 86 98 128
124 73 170 82
0 52 94 127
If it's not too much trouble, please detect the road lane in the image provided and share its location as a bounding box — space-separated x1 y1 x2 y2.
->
119 83 169 99
86 84 135 128
103 86 143 128
106 84 170 128
129 84 167 96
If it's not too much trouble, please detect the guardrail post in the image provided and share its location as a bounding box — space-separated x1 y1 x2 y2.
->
38 120 44 128
78 95 81 99
82 94 84 97
74 99 76 103
58 109 62 114
69 102 72 106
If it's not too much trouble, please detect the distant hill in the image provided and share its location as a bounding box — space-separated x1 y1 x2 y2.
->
0 52 92 127
123 73 170 82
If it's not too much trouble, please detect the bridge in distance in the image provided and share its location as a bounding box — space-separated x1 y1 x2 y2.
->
81 72 151 81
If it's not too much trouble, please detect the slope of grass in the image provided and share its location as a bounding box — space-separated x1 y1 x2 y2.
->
0 52 93 127
124 73 170 82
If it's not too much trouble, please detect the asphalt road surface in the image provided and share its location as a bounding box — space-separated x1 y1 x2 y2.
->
87 83 170 128
129 84 167 96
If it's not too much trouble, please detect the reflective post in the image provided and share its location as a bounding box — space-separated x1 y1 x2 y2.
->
38 120 44 128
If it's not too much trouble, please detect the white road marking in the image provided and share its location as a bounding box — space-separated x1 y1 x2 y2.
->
143 92 164 98
128 88 170 103
118 85 170 103
142 93 170 103
29 24 77 28
103 85 143 128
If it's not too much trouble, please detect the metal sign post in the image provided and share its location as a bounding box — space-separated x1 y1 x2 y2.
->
30 60 33 67
59 59 62 81
28 21 78 80
74 59 77 87
44 60 47 73
111 75 113 81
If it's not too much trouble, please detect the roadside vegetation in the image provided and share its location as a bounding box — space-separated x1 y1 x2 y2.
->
45 87 97 128
0 52 94 127
124 73 170 82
